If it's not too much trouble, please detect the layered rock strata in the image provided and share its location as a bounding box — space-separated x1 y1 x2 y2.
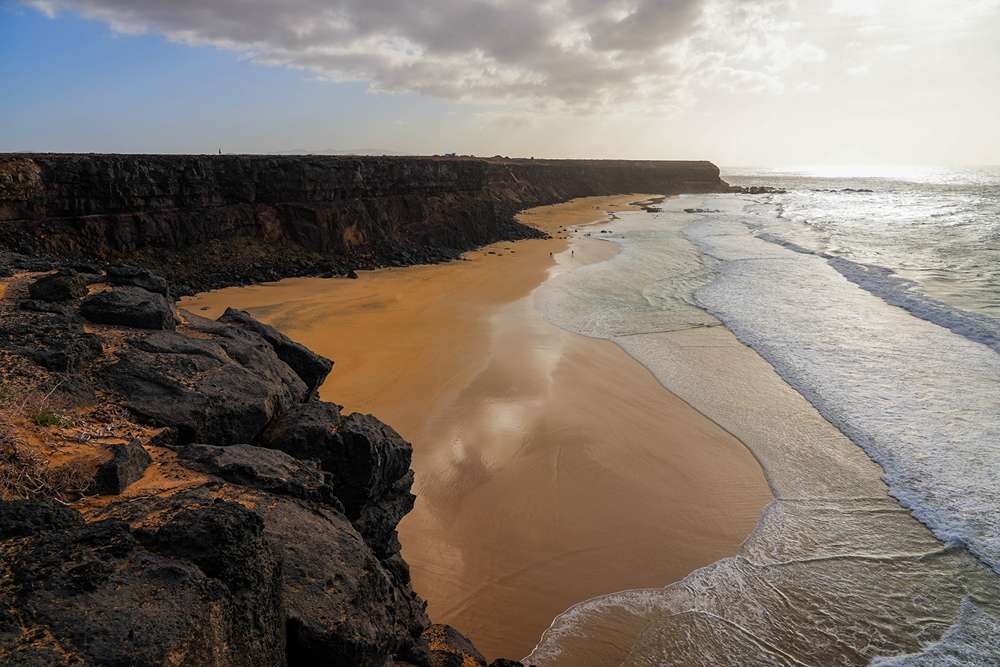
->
0 154 728 293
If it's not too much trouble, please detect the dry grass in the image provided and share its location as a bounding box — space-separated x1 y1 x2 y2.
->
0 430 92 502
0 378 91 502
69 403 143 444
1 377 74 430
0 282 149 502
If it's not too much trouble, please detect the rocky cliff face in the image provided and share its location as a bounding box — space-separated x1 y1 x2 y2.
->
0 157 727 664
0 268 526 666
0 154 728 292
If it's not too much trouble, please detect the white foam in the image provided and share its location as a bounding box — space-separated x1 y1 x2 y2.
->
525 196 1000 666
688 217 1000 572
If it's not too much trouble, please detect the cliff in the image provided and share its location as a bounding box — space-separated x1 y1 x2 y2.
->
0 268 525 666
0 154 728 292
0 155 727 665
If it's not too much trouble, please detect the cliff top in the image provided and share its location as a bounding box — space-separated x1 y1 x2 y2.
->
2 152 719 169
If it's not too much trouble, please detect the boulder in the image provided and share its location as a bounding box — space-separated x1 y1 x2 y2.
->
258 402 412 518
80 286 176 330
0 507 283 667
0 499 84 540
263 495 429 666
29 329 103 372
256 399 343 462
416 625 488 667
0 305 103 372
65 261 103 275
337 412 414 511
27 270 87 302
107 264 170 296
92 485 430 667
408 625 530 667
104 329 307 444
178 443 342 510
353 471 416 558
91 439 151 494
18 298 71 316
217 307 333 395
136 500 283 628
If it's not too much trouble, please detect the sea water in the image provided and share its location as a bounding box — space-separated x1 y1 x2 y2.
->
526 168 1000 665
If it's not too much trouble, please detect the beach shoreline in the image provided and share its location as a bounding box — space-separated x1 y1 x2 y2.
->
181 195 773 659
524 192 1000 666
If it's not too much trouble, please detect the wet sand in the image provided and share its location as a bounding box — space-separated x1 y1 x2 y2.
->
182 195 772 660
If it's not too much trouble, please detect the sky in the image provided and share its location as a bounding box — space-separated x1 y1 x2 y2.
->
2 0 999 166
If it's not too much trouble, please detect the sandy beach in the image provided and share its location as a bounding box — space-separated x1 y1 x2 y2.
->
182 195 773 660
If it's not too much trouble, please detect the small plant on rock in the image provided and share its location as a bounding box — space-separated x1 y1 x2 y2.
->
31 409 70 428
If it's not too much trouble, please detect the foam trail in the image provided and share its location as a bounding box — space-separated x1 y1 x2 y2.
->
688 217 1000 573
525 194 1000 666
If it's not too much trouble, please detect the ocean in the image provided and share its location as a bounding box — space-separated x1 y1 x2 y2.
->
526 168 1000 665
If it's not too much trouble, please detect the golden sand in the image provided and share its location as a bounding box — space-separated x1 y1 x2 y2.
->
182 195 772 660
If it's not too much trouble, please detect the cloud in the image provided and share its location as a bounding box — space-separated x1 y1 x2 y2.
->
27 0 827 110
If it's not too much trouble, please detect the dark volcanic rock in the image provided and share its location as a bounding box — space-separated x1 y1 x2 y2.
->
18 298 71 316
107 263 170 295
0 251 56 277
105 327 307 444
218 307 333 395
178 443 341 509
0 154 729 292
0 287 508 667
80 286 176 330
0 305 103 372
730 185 787 195
136 499 284 652
409 625 529 667
65 261 103 275
31 330 103 372
257 399 343 463
0 499 84 539
354 471 416 559
263 495 428 667
91 439 152 495
337 412 413 510
258 402 412 518
92 485 429 667
27 270 87 302
0 511 283 667
416 624 488 667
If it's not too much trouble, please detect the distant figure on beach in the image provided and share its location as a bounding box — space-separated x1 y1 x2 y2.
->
571 250 574 257
218 148 222 155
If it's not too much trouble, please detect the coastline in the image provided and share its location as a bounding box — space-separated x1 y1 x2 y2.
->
181 195 773 659
525 193 1000 666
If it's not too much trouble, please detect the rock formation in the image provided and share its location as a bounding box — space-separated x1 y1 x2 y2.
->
0 154 728 293
0 155 730 665
0 265 528 666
